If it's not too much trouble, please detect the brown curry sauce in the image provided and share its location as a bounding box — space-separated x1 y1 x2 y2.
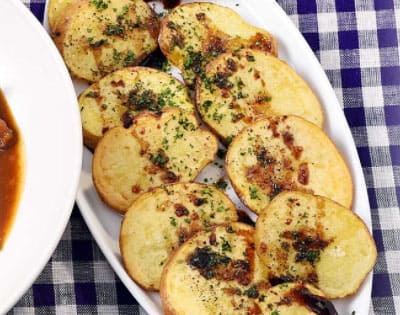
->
0 90 23 249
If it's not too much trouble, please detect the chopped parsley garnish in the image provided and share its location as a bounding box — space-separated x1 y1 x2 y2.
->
202 100 212 113
149 149 169 168
122 50 136 67
244 286 259 298
104 23 125 37
225 135 233 145
88 38 108 48
220 237 231 252
169 216 177 227
246 55 255 62
249 186 260 200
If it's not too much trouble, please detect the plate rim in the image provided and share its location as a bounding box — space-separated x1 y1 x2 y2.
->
50 0 374 313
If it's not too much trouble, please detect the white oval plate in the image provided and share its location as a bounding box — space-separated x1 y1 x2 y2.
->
45 0 373 314
0 0 82 313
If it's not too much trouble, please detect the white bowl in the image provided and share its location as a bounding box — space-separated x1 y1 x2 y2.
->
0 0 82 312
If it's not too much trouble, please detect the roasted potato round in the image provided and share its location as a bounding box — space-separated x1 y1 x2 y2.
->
79 67 194 149
255 191 377 299
120 183 238 290
160 223 271 315
92 108 218 212
197 49 324 141
159 2 277 88
52 0 159 82
226 115 353 214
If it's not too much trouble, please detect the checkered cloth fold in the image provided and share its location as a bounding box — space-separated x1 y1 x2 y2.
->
10 0 400 314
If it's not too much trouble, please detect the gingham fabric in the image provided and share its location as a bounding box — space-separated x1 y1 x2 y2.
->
9 0 399 314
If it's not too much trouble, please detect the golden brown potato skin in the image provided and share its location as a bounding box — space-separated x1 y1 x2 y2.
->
52 0 159 82
92 108 218 212
196 49 324 142
120 183 238 290
226 115 353 214
159 2 277 88
79 67 194 149
255 191 377 299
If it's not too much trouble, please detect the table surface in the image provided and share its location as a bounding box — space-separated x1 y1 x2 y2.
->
8 0 400 314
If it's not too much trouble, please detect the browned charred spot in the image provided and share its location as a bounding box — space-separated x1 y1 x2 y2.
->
174 203 189 217
268 118 280 137
253 69 261 79
191 212 200 221
226 58 237 72
206 36 226 57
293 146 303 159
221 89 230 98
298 162 309 185
131 184 142 193
284 284 338 315
231 113 245 123
195 12 206 21
209 231 217 245
249 33 273 54
169 33 185 50
121 111 134 128
145 164 159 175
259 242 267 253
248 303 262 315
282 131 303 159
194 197 207 206
111 80 125 87
177 227 189 244
222 287 241 296
307 271 318 285
283 158 292 169
285 218 292 225
101 127 109 135
283 130 294 149
162 170 179 183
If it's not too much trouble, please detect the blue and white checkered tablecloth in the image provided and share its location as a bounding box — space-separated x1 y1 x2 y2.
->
8 0 400 314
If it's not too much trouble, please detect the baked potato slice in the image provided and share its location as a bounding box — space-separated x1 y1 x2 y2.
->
52 0 159 82
92 108 217 212
255 191 377 299
226 115 353 214
159 2 277 88
120 183 238 290
48 0 74 31
160 223 271 315
196 49 324 141
79 66 194 149
258 282 337 315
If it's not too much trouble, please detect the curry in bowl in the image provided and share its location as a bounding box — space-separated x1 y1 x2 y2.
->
0 89 24 249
